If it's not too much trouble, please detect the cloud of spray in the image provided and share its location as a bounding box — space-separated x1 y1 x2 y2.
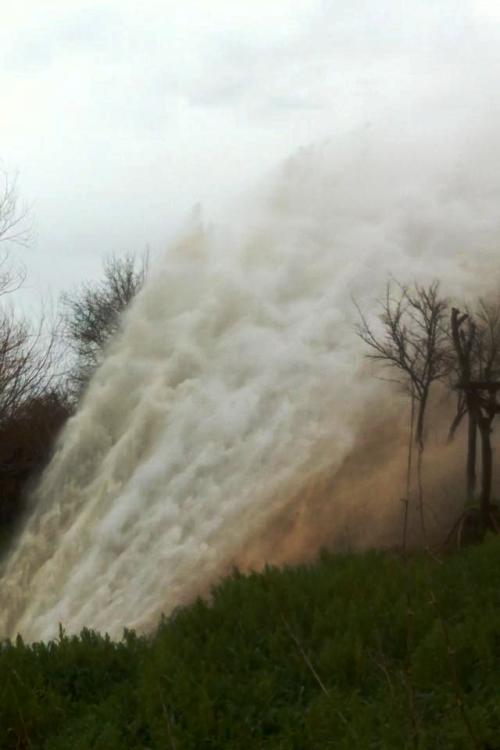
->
2 116 500 641
234 386 479 573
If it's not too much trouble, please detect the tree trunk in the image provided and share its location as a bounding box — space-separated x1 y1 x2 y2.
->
416 446 426 539
415 391 428 540
415 391 427 452
466 411 477 502
402 393 415 554
479 419 493 528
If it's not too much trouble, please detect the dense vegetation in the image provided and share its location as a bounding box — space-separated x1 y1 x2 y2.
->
1 538 500 749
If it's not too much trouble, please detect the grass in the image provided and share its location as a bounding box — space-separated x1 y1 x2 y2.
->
1 537 500 748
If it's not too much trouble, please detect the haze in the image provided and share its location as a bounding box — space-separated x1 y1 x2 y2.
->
1 1 499 299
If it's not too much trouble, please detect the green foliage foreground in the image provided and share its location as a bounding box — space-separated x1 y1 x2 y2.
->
2 540 500 750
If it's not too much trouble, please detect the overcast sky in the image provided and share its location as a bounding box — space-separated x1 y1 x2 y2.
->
1 0 500 304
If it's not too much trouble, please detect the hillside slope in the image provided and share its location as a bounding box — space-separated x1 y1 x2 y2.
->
1 539 500 749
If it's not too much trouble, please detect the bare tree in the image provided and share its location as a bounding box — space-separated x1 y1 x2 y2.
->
0 261 65 540
0 308 60 425
448 308 477 501
0 170 30 247
450 303 500 529
356 281 450 540
61 251 148 398
0 231 58 426
0 169 70 543
0 307 67 545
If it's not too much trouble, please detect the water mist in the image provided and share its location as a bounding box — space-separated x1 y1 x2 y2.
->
2 122 500 640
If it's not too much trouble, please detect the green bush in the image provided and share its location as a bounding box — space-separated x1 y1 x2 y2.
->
1 539 500 748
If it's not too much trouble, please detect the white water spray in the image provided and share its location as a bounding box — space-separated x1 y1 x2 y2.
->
2 123 500 640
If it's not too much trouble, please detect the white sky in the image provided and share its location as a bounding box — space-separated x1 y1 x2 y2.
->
1 0 500 302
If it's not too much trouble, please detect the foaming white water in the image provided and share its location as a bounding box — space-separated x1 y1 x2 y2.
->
2 123 500 640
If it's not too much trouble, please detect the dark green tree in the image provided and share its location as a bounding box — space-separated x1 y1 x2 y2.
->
61 252 148 398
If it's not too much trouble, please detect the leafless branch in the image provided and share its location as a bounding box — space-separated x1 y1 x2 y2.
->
0 171 31 248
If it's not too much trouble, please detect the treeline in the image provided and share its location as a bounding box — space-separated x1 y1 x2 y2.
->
0 178 146 549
